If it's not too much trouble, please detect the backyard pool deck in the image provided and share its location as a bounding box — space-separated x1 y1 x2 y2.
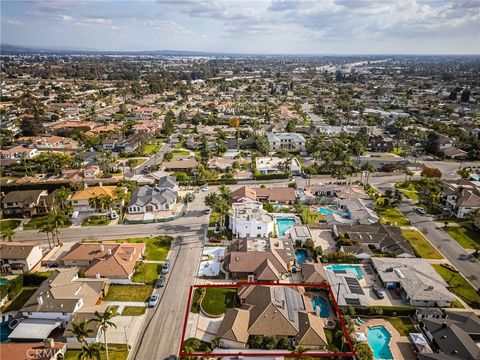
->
357 319 416 360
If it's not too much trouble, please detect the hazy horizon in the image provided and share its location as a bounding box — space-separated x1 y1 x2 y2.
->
1 0 479 55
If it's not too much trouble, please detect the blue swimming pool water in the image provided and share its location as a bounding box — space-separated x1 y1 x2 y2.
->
367 326 393 360
318 207 337 215
276 218 295 236
0 279 9 286
311 296 330 318
326 264 364 279
295 249 308 265
0 319 12 342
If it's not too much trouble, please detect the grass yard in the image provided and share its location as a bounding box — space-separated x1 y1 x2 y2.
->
446 225 480 250
64 344 128 360
115 236 172 261
432 264 480 308
0 219 21 233
82 215 110 226
395 182 419 201
23 213 71 230
190 289 201 314
122 306 146 316
2 287 38 312
142 142 162 155
376 207 410 226
172 149 190 156
209 212 221 227
201 287 238 315
402 230 443 259
105 285 153 302
386 317 417 336
132 263 162 285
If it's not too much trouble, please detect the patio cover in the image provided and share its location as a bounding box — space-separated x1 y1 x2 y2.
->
409 333 433 353
9 319 61 340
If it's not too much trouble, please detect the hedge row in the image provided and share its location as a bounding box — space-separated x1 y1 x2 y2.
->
254 173 290 180
346 305 416 317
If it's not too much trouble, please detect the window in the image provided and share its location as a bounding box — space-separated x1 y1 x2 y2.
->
257 226 261 230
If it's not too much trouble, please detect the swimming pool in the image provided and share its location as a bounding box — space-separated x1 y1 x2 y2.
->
311 296 330 318
367 326 393 360
318 207 339 215
295 249 308 265
0 317 13 342
326 264 364 279
0 279 9 286
276 218 295 236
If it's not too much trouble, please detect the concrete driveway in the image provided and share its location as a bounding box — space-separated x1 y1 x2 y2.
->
107 315 145 347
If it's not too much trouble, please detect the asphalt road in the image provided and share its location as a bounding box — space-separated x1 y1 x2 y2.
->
399 199 480 290
130 190 208 360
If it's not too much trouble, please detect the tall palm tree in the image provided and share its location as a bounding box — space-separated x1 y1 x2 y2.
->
78 342 102 360
72 319 91 344
48 211 67 246
114 188 129 221
1 228 15 242
38 222 53 249
90 307 117 360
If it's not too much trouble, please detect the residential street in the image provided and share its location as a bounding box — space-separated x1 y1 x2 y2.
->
130 190 207 360
399 199 480 290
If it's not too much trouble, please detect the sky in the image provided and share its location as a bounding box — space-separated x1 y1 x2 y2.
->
1 0 479 54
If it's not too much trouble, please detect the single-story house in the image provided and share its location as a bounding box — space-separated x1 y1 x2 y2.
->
0 242 44 274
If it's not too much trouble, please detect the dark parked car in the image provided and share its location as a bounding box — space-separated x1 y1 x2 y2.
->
373 287 385 299
156 276 165 288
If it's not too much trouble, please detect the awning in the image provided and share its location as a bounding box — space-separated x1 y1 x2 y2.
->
409 333 433 353
8 319 61 340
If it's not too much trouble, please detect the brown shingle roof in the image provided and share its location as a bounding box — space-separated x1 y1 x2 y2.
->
0 242 41 260
216 308 250 343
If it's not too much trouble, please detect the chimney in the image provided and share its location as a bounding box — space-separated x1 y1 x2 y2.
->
96 273 101 279
37 295 44 305
100 244 104 252
107 248 112 256
44 338 54 348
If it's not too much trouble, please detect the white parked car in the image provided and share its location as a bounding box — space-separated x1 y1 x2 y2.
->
148 294 159 308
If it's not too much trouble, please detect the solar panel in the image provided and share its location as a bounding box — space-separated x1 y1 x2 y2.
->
345 277 365 295
345 298 361 306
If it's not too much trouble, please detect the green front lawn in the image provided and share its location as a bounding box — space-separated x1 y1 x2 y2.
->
2 287 38 312
105 285 153 302
122 306 146 316
132 263 162 285
395 182 419 201
115 236 172 261
172 149 190 156
190 289 201 314
201 287 238 315
23 213 71 230
432 264 480 307
0 219 21 233
446 225 480 250
386 317 417 336
402 230 443 259
376 207 410 226
82 215 110 227
64 344 128 360
142 142 162 155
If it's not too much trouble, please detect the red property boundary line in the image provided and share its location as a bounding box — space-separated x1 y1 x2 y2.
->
179 282 356 358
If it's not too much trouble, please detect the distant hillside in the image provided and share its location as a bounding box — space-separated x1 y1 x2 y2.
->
0 43 229 57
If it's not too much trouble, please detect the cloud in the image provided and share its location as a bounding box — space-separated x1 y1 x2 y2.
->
85 18 112 24
147 19 192 35
6 18 25 26
59 14 74 22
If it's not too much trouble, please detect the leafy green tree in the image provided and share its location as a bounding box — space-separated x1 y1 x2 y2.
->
356 342 374 360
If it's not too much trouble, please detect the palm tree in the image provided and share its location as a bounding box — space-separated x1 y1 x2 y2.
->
90 307 117 360
404 168 414 183
78 342 102 360
114 188 129 221
72 319 91 344
1 228 15 242
38 222 54 249
48 211 67 246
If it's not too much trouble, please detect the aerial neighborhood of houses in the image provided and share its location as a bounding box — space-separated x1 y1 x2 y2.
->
1 52 480 360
